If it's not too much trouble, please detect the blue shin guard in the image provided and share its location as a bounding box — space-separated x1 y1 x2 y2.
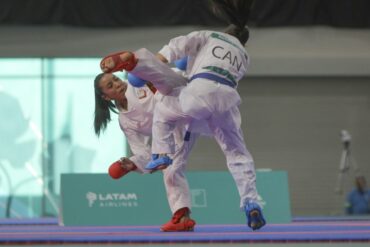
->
145 154 173 170
245 202 266 230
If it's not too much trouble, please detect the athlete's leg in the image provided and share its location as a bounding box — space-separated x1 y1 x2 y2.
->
147 87 191 171
130 48 187 95
101 48 187 95
161 131 199 231
208 106 266 230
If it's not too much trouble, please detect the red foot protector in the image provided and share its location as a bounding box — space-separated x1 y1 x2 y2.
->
100 51 137 73
108 160 130 179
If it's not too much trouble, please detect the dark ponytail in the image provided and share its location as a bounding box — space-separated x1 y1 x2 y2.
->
93 73 118 137
210 0 254 45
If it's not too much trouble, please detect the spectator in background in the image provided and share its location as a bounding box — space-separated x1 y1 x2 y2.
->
345 176 370 215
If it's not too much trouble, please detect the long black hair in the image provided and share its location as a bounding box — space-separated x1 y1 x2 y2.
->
211 0 254 45
94 73 118 137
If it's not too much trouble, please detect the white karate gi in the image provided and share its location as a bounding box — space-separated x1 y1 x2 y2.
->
141 31 261 209
118 78 197 214
130 48 211 155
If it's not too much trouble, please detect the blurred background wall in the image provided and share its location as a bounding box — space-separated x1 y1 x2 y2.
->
0 0 369 217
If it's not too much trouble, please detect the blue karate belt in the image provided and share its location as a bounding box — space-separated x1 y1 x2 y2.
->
190 72 236 88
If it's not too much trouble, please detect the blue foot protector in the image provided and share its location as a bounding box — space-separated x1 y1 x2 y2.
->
245 202 266 230
145 154 173 170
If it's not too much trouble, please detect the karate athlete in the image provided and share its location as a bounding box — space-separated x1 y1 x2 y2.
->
99 0 266 231
93 71 197 232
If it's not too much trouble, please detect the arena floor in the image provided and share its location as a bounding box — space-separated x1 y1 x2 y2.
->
1 217 369 246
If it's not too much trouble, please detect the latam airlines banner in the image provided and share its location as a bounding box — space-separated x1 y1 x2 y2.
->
60 171 291 226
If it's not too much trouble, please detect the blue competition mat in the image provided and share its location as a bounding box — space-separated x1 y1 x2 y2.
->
0 219 370 244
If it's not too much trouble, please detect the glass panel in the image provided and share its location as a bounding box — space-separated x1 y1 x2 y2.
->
51 58 101 76
0 58 128 219
0 59 41 77
0 76 43 218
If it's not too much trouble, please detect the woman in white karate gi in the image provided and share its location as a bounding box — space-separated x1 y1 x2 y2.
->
93 72 197 232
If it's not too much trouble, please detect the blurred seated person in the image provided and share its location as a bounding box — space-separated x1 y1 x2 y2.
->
345 176 370 215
